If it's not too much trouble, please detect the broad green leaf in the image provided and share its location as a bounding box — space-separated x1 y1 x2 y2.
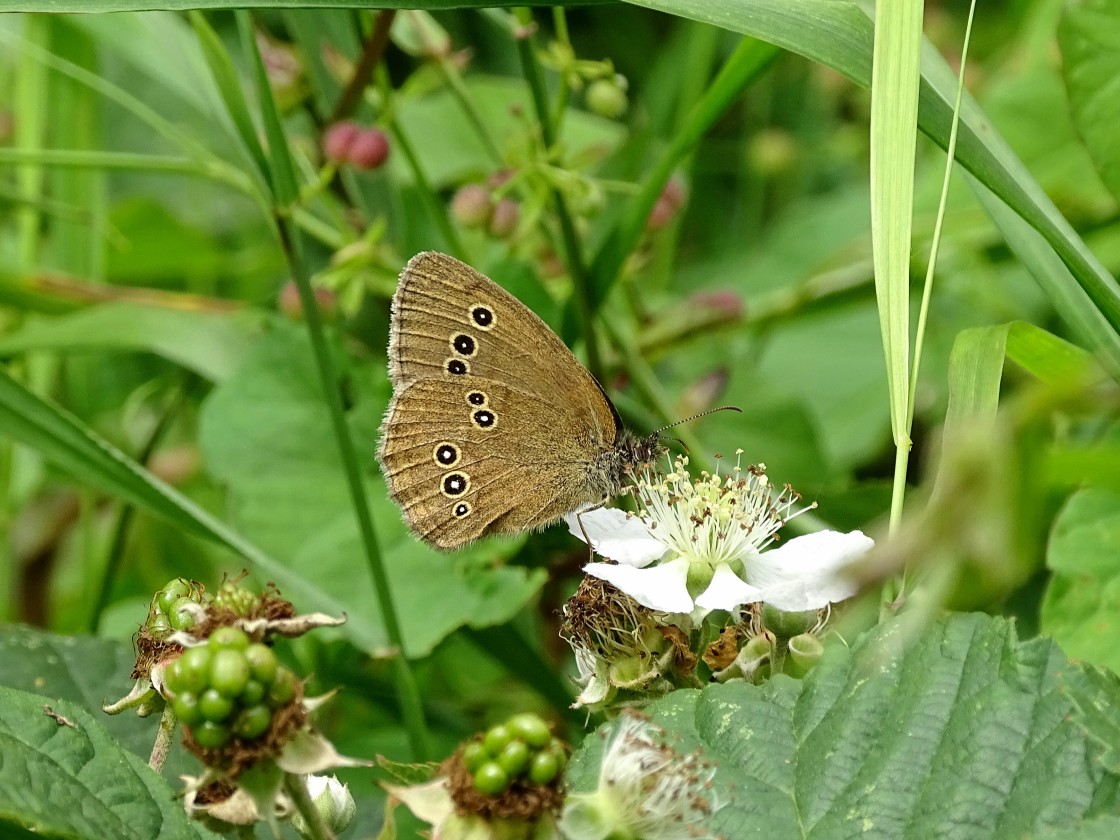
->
1059 0 1120 203
0 625 164 765
1042 488 1120 673
0 304 261 383
197 323 547 657
1062 662 1120 775
0 685 221 840
567 612 1111 837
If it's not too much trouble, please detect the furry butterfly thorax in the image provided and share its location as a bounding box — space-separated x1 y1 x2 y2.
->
377 252 663 550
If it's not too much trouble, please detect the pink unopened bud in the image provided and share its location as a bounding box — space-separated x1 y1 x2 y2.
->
488 198 520 239
322 121 360 163
349 128 390 170
450 184 494 229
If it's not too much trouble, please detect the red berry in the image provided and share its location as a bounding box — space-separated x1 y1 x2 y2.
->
348 128 390 170
323 121 359 163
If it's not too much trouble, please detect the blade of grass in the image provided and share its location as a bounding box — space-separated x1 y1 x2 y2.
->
188 11 271 189
869 0 923 539
233 10 430 761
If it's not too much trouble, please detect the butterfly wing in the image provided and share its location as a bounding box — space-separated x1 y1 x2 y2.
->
387 252 619 443
379 378 603 548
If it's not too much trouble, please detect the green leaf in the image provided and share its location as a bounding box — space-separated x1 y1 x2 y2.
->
0 303 261 383
1061 662 1120 775
1059 0 1120 203
945 322 1097 429
0 625 160 763
1042 487 1120 673
188 11 271 189
0 365 361 640
197 323 547 657
567 613 1109 836
869 0 922 442
624 0 1120 337
0 685 220 840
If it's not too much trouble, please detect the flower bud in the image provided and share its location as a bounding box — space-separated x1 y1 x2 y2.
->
322 121 359 163
451 184 494 228
292 775 356 838
488 198 520 239
586 76 629 119
348 127 390 170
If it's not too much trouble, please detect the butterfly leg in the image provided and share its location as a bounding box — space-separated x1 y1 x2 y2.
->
574 500 607 563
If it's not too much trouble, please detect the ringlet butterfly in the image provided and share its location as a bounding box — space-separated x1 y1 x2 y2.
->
378 252 663 549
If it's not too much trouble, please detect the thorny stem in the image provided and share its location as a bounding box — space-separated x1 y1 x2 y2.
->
149 705 177 772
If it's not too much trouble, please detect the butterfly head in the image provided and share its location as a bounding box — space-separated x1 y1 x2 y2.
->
589 430 666 499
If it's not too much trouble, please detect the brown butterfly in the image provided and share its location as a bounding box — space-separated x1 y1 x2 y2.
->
377 252 663 549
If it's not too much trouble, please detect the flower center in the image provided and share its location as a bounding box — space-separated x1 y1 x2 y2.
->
632 451 810 570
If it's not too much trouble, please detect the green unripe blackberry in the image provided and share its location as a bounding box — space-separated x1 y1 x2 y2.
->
496 739 531 776
209 650 250 697
157 579 192 614
198 688 234 723
209 626 250 651
507 713 551 749
267 668 296 708
462 741 487 773
232 705 273 740
473 761 510 796
148 613 172 638
548 738 568 771
240 679 266 706
193 720 231 750
168 596 199 631
528 750 561 785
169 646 212 696
244 644 278 685
482 724 512 756
172 692 203 726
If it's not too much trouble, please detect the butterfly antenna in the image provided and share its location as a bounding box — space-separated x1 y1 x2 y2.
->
651 405 741 436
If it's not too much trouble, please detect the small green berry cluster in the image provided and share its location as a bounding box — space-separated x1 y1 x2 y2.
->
462 713 567 796
148 578 210 639
164 627 297 750
212 579 259 617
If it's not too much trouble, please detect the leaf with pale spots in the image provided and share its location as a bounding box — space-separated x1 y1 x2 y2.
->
565 613 1119 838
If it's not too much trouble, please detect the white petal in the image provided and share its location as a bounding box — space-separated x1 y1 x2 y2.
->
583 557 694 612
694 563 767 611
746 529 874 610
564 508 667 567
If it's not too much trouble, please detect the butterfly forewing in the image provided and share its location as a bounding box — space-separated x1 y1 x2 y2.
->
379 252 624 549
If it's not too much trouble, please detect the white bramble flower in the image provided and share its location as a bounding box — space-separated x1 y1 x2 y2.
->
564 452 873 617
559 713 722 840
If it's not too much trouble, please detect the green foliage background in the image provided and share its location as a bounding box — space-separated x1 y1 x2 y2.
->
1 1 1120 837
